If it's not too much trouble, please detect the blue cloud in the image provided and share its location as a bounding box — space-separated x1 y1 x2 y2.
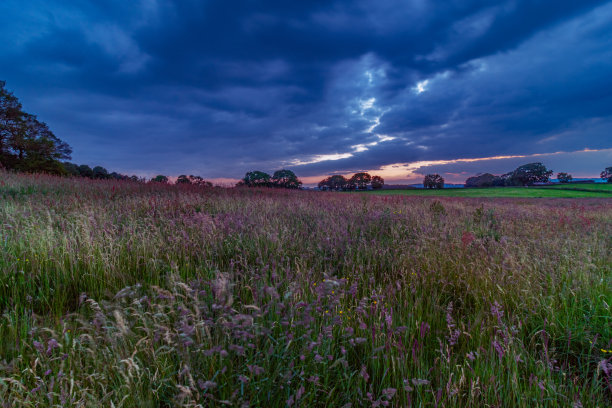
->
0 0 610 179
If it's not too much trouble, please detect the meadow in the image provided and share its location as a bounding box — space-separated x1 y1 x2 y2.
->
0 171 611 407
367 184 612 198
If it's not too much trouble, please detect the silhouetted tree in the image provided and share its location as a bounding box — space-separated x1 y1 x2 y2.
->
151 175 169 183
349 172 372 190
189 175 213 187
0 81 72 173
78 164 94 178
601 166 612 183
176 174 191 184
318 175 348 191
240 171 271 187
62 162 80 176
371 175 384 189
507 162 552 186
465 173 496 188
272 169 302 189
0 81 23 163
109 172 128 180
492 176 507 187
423 174 444 189
556 172 573 183
92 166 109 179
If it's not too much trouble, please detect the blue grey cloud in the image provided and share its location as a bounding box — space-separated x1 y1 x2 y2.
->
0 0 610 179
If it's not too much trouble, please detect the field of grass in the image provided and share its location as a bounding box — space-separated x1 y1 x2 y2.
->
0 171 611 407
368 183 612 198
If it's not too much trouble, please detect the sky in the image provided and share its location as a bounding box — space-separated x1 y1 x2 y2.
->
1 0 611 185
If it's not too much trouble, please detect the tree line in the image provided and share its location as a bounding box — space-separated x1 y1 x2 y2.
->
61 162 145 182
236 169 302 188
317 172 384 190
465 162 612 187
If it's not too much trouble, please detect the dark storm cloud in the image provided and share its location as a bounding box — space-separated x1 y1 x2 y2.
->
0 0 610 179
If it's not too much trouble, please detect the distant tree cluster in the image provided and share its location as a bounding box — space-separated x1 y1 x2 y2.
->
237 169 302 189
176 174 213 187
317 172 384 191
62 162 144 182
1 81 72 174
464 162 555 187
556 172 573 183
465 173 501 188
423 174 444 189
602 166 612 183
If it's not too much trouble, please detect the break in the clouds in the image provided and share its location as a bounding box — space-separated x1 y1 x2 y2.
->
1 0 611 181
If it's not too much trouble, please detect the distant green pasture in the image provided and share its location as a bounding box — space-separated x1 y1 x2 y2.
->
366 183 612 197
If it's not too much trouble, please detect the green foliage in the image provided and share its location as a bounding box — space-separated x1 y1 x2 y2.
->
176 174 191 184
465 173 496 187
78 164 94 178
0 81 72 173
190 175 212 187
371 175 384 189
240 170 271 187
92 166 109 179
62 162 80 176
601 166 612 183
349 172 372 190
423 173 444 189
557 172 573 183
507 162 553 186
318 174 348 190
271 169 302 189
151 175 169 183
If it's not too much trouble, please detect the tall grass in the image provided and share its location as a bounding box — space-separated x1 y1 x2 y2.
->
0 171 610 407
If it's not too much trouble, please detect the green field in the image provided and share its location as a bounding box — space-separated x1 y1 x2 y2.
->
368 183 612 198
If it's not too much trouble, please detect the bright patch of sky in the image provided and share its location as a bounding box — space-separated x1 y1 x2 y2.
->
413 79 429 94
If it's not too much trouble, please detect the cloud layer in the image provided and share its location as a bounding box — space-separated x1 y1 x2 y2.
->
1 0 611 181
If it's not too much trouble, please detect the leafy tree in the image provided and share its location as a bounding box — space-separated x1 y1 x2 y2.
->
272 169 302 189
371 175 384 189
189 175 213 187
465 173 496 188
62 162 80 176
110 172 128 180
423 174 444 189
240 171 271 187
349 172 372 190
78 164 94 178
0 81 72 173
556 172 573 183
0 81 23 161
492 176 507 187
318 175 348 191
92 166 109 179
601 166 612 183
176 175 191 184
317 177 329 190
507 162 552 186
151 175 169 183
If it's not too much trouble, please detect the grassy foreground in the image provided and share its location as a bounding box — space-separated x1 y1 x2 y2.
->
0 172 611 407
367 183 612 198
